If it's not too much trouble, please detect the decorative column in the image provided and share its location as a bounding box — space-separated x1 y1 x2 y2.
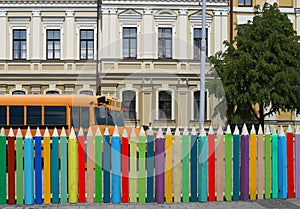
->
178 9 188 60
221 10 228 52
177 83 189 127
143 9 153 59
296 9 300 37
102 8 110 58
109 9 117 58
0 11 7 59
213 10 222 53
141 84 153 127
32 11 41 60
65 10 74 60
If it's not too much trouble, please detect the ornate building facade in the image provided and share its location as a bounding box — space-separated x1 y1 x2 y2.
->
0 0 229 128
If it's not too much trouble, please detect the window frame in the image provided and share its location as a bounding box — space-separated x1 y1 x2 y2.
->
13 29 27 60
238 0 252 7
80 29 94 60
46 29 61 60
158 90 172 120
158 28 172 59
122 90 137 121
122 27 137 59
193 90 208 120
193 28 208 60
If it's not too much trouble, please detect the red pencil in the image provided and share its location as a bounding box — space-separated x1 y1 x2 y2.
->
78 128 86 203
287 125 294 198
122 129 129 203
7 128 15 204
208 126 215 201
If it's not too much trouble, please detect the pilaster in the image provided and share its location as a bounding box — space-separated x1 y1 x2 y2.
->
102 8 110 58
65 10 74 60
221 10 228 52
143 9 154 59
0 10 7 59
32 10 41 60
179 9 188 60
213 10 222 53
109 9 117 58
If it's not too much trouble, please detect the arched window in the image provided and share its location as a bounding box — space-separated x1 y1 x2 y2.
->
80 90 93 96
159 90 172 119
46 90 60 94
12 90 26 95
194 90 207 120
122 90 136 120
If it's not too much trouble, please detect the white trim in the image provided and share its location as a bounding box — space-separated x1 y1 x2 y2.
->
8 17 31 23
76 25 97 60
120 88 139 120
118 9 142 20
156 88 175 120
155 23 176 59
119 23 141 59
9 26 30 60
190 24 211 59
75 17 97 23
154 9 177 21
42 17 65 23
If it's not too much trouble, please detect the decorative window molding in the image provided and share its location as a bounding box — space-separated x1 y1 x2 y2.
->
42 17 65 23
189 11 213 23
9 26 30 60
120 88 139 121
118 9 142 21
8 17 31 23
76 24 97 60
155 88 175 120
155 23 176 59
10 88 28 95
75 17 97 23
43 88 62 94
154 9 177 21
191 89 209 120
119 23 141 59
190 25 211 59
77 88 95 95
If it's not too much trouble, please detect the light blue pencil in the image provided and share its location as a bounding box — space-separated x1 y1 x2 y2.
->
24 127 34 204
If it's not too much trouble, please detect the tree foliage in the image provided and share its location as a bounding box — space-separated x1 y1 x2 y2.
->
208 3 300 126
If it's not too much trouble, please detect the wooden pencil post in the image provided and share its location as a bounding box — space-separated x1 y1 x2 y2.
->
0 128 6 204
87 127 95 203
78 128 86 203
232 125 240 201
173 128 182 202
111 126 121 203
249 125 257 200
51 128 59 204
182 128 190 202
271 127 278 198
155 128 165 204
122 129 129 203
198 126 208 202
24 127 34 204
7 128 15 205
278 126 287 198
95 128 103 203
103 127 111 203
264 126 271 199
216 127 224 201
295 126 300 198
16 128 23 204
165 127 173 203
208 126 215 202
190 127 198 202
286 125 294 198
129 128 137 203
68 127 78 203
43 128 51 204
146 127 155 203
225 125 232 201
240 124 249 201
60 128 68 203
138 127 146 203
257 125 265 200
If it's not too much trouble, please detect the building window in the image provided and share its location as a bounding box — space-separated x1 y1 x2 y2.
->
123 27 137 58
158 28 172 59
80 90 93 95
46 90 60 94
13 29 26 60
47 29 60 60
12 90 26 95
194 91 207 120
80 29 94 60
122 90 136 120
159 91 172 119
194 28 208 60
238 0 252 6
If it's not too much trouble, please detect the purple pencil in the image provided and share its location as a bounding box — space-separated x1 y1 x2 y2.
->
295 126 300 198
155 128 165 204
240 124 249 200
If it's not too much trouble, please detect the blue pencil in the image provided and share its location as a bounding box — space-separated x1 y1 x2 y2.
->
24 127 34 204
111 126 121 203
190 127 198 202
51 128 59 203
232 125 240 201
103 126 111 203
198 126 208 202
146 127 154 203
271 127 278 198
34 128 42 204
278 126 287 198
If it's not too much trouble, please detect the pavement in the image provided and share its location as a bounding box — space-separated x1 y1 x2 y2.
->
2 199 300 209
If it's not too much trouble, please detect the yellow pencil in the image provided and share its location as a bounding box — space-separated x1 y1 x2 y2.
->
43 128 51 204
68 127 78 203
250 125 257 200
165 127 173 203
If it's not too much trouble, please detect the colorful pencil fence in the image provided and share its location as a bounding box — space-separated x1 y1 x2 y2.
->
0 124 300 205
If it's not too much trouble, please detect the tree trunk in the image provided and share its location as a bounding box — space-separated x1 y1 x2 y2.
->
259 104 265 129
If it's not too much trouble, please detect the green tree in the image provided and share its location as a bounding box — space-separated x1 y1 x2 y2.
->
208 3 300 127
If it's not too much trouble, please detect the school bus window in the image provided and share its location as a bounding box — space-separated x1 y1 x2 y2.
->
72 107 80 128
44 106 66 125
9 106 24 125
0 106 6 125
81 107 89 128
94 107 105 125
27 106 42 125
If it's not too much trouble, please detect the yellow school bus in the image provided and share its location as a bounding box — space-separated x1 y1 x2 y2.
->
0 94 125 136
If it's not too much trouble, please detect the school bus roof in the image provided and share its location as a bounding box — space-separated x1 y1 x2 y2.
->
0 95 97 106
